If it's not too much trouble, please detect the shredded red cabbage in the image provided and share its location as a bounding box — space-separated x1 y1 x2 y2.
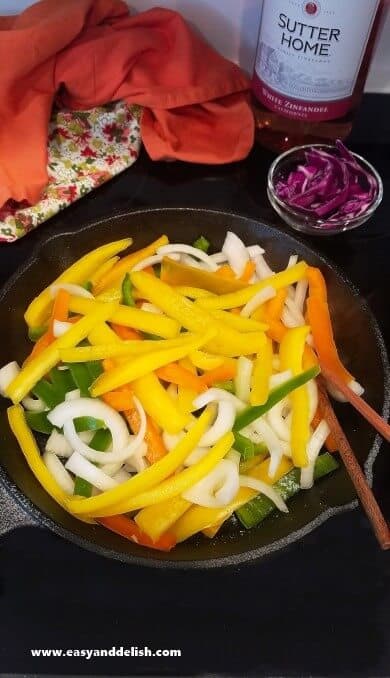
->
274 141 378 227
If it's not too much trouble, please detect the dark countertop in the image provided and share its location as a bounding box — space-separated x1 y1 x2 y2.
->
0 94 389 676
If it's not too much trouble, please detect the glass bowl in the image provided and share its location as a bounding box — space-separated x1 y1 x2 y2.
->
267 144 383 236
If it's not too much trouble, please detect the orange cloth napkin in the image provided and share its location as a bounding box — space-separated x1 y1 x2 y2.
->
0 0 254 209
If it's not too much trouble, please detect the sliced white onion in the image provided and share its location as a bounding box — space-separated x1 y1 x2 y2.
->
100 461 122 476
53 320 72 338
269 370 293 389
209 245 265 266
183 459 239 508
66 452 118 491
112 468 132 484
267 398 291 442
65 389 81 401
239 475 288 513
251 417 283 479
184 446 210 466
22 395 47 413
247 244 266 258
48 397 130 462
162 430 183 452
326 380 348 403
272 356 281 371
45 430 73 458
241 286 276 318
284 297 305 325
140 302 163 314
300 420 331 489
294 279 309 313
234 356 253 402
157 244 218 270
199 401 236 447
222 231 249 277
287 254 298 269
125 440 148 473
43 451 74 494
50 283 93 299
349 380 365 397
181 255 209 270
193 387 246 412
281 308 300 329
0 361 20 396
254 254 274 280
79 431 95 444
226 448 240 469
131 252 180 272
306 333 314 347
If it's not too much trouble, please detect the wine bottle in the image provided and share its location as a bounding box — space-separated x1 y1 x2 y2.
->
252 0 384 151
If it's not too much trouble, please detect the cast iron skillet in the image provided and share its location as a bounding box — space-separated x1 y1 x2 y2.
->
0 208 388 568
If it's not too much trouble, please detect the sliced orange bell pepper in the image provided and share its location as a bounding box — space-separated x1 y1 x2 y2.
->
306 266 328 300
201 360 237 386
103 387 134 412
24 330 55 365
306 296 353 385
216 264 236 279
156 362 207 393
240 260 256 283
125 408 168 465
97 515 176 551
111 323 142 341
50 289 70 332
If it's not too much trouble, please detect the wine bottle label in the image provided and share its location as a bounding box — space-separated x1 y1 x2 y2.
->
253 0 380 121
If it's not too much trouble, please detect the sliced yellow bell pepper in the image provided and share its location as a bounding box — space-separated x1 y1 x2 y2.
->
174 286 215 299
60 335 201 363
94 432 234 517
94 235 168 293
90 330 215 396
189 350 226 371
6 302 118 403
24 238 131 328
161 257 247 294
171 456 292 542
7 405 92 523
130 271 266 357
210 310 268 333
279 326 311 467
196 261 308 310
250 336 273 406
88 322 121 345
95 286 122 303
89 256 120 287
68 407 213 517
135 496 191 541
68 296 180 339
132 373 188 434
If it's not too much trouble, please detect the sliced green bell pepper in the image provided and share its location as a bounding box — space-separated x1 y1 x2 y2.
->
85 360 104 381
73 429 112 497
234 432 267 462
121 273 135 307
235 452 339 529
65 363 93 397
233 366 320 432
32 380 65 409
28 326 48 342
193 235 210 253
25 411 54 434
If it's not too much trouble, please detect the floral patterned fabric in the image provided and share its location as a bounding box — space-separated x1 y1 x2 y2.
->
0 102 142 243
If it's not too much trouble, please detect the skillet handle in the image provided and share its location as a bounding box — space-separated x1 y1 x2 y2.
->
0 485 38 536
